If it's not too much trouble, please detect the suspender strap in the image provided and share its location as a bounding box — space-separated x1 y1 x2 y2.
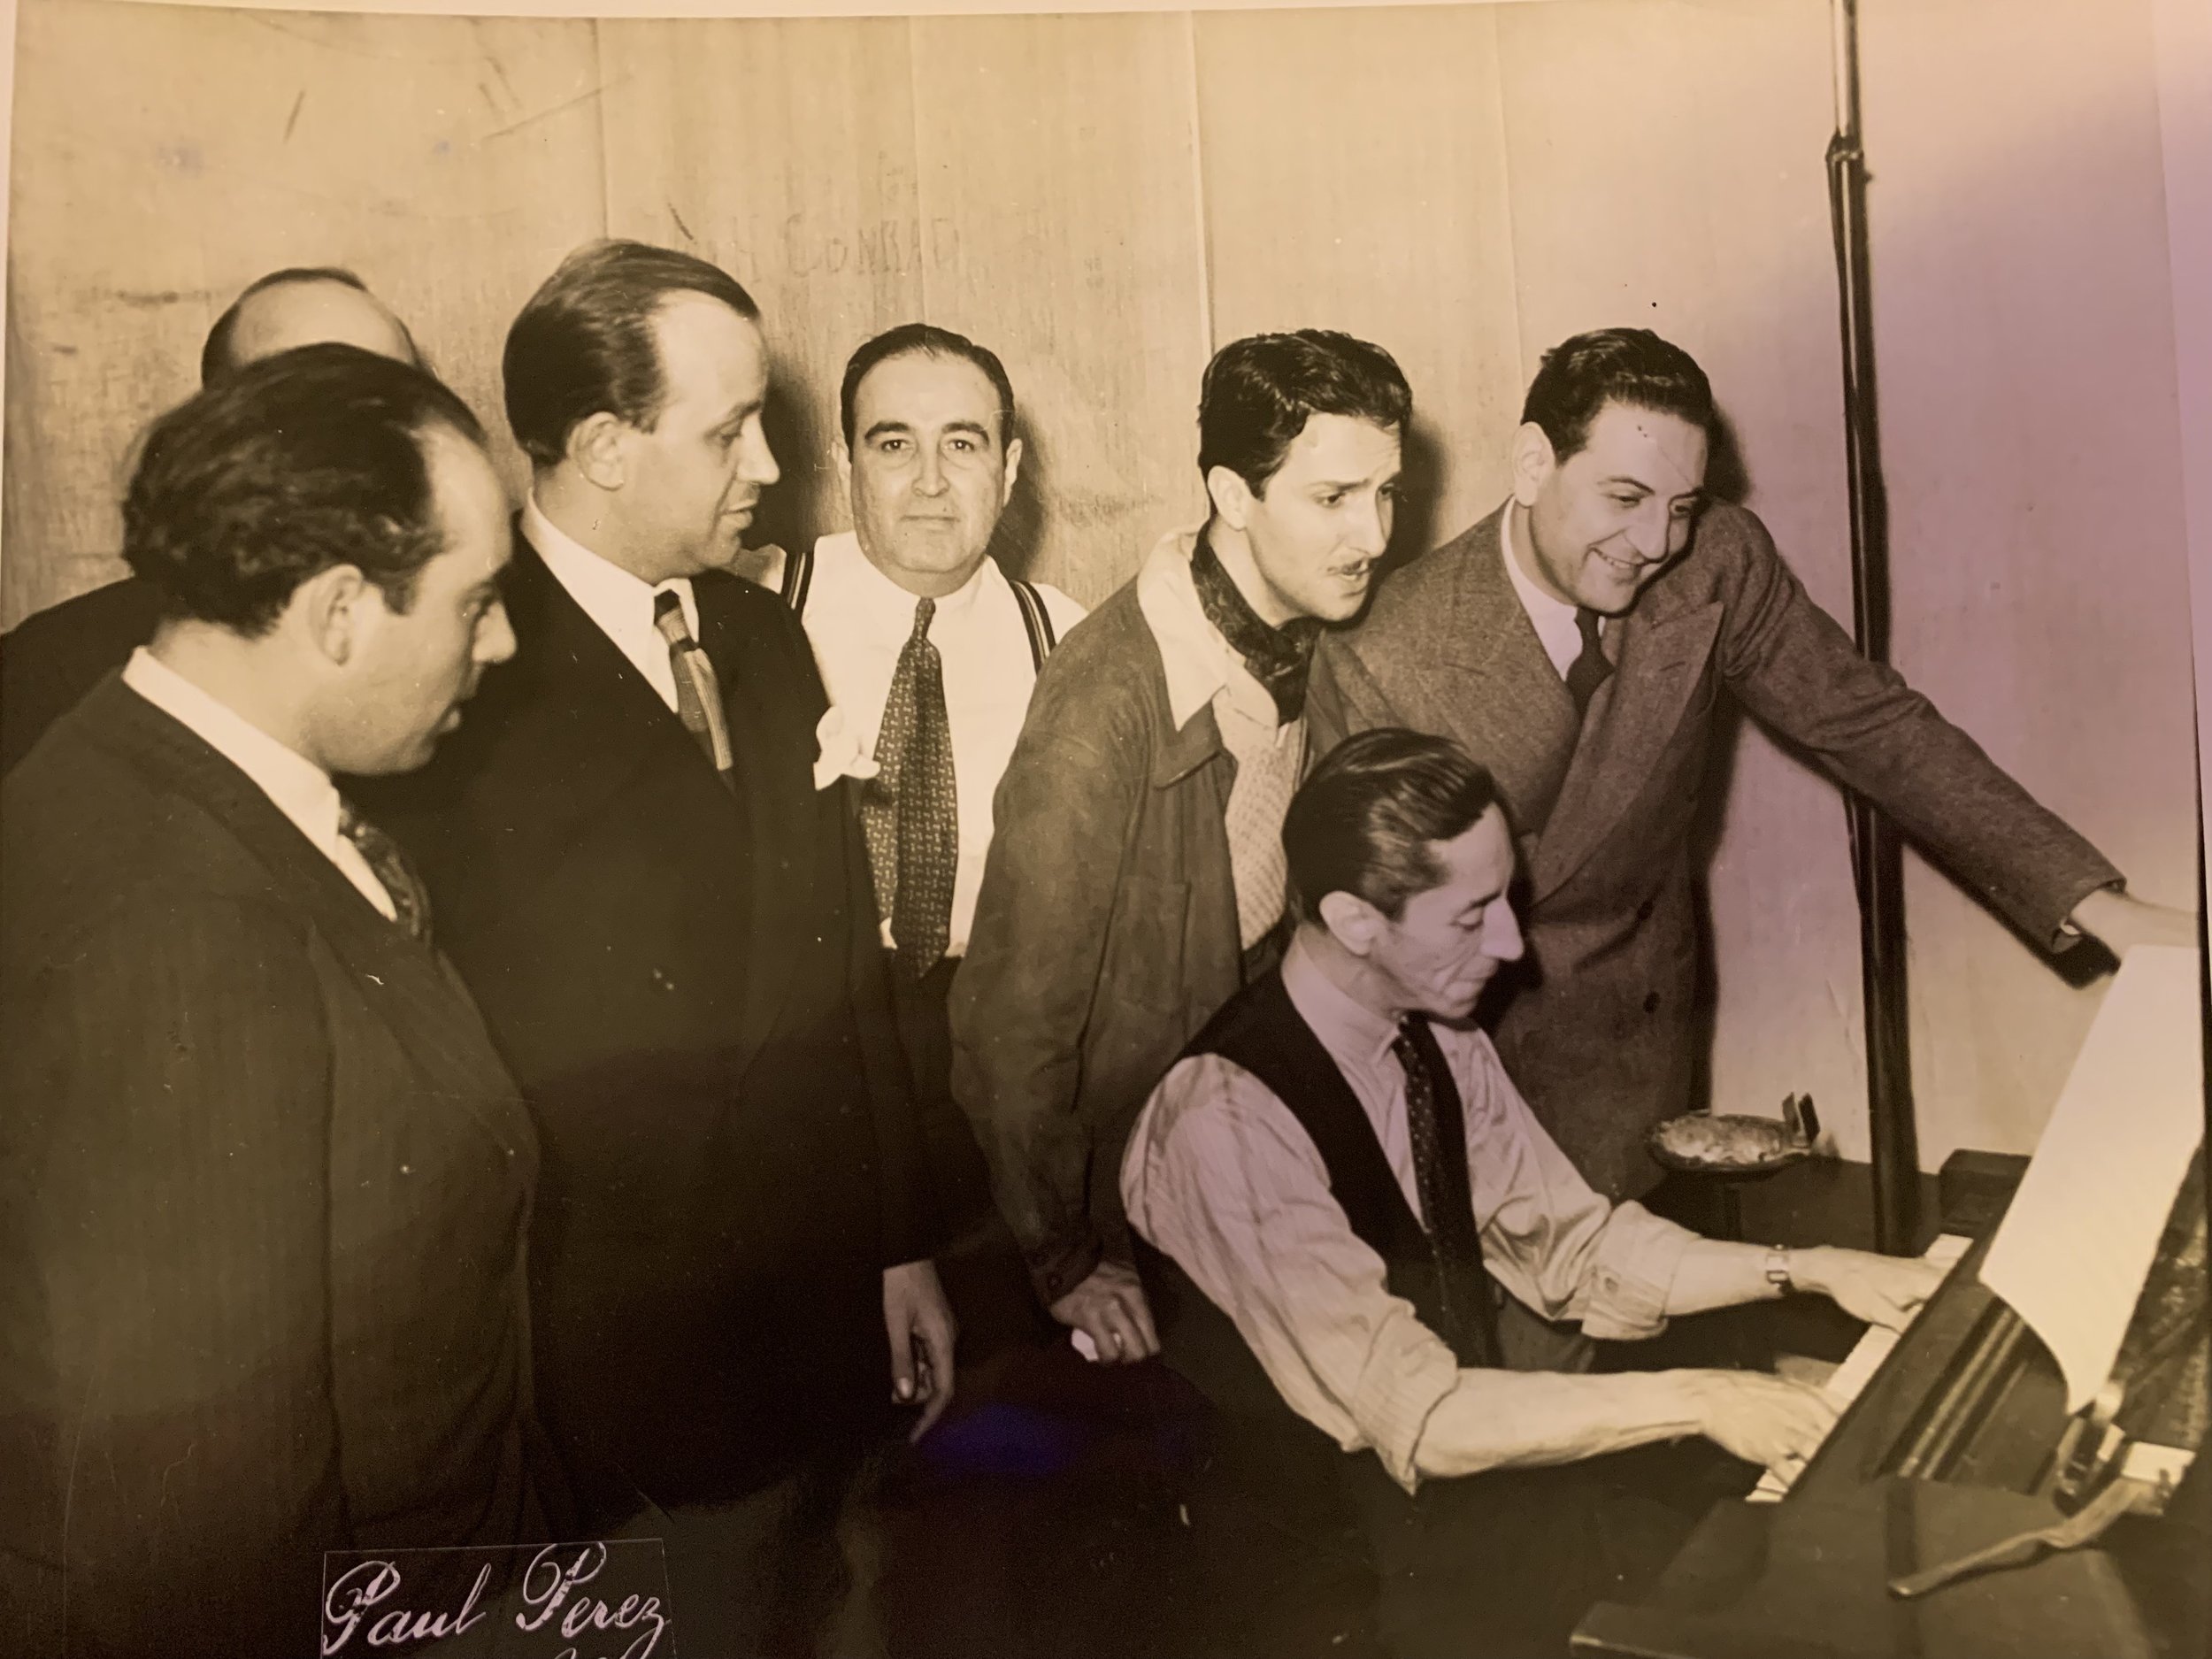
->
779 541 815 616
1010 578 1056 673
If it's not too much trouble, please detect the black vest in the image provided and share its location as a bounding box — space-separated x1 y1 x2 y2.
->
1132 968 1494 1448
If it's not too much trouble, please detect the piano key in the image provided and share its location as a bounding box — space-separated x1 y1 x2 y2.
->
1748 1233 1975 1502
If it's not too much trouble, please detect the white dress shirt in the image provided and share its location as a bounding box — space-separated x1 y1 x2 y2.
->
1502 503 1602 680
1121 933 1698 1492
798 531 1086 957
524 496 702 714
120 647 396 921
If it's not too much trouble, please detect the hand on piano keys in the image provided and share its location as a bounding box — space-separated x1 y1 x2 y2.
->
1749 1233 1975 1502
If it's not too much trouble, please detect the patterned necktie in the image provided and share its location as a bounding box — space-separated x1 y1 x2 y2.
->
1189 530 1324 723
1564 606 1614 718
863 596 959 979
652 589 735 789
1392 1014 1502 1368
338 800 432 944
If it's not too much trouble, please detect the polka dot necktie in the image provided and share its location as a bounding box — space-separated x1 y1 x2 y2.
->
1391 1013 1502 1368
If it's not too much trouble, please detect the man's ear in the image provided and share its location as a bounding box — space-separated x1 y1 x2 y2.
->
567 411 629 491
1000 435 1025 508
294 564 372 666
833 436 854 495
1317 888 1385 957
1204 464 1256 532
1509 421 1556 509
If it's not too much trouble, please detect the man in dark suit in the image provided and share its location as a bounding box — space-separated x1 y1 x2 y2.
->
0 267 420 773
1310 327 2196 1209
1 345 541 1657
361 240 952 1656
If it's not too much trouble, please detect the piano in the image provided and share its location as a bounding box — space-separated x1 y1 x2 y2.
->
1574 945 2209 1659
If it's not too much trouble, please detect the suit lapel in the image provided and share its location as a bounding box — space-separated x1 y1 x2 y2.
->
1529 595 1723 902
695 575 805 1083
1424 513 1581 826
479 534 742 873
81 680 535 1176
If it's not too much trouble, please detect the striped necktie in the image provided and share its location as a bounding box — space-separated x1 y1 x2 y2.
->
652 588 735 789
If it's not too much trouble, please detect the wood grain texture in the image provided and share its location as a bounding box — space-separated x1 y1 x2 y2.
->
909 13 1211 602
1194 4 1525 558
596 17 926 558
3 0 608 624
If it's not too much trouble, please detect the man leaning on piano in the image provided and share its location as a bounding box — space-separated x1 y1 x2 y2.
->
1124 729 1956 1659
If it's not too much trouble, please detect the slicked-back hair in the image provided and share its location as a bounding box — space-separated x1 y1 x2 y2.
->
1286 728 1503 924
1520 327 1715 464
199 266 421 387
841 323 1018 449
123 342 489 636
1197 330 1411 495
503 239 761 469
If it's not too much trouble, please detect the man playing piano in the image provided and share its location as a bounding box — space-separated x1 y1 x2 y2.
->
1122 729 1945 1659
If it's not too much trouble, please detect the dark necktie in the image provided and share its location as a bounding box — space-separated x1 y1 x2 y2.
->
863 596 959 979
339 801 432 944
652 589 735 789
1564 606 1614 718
1392 1014 1502 1368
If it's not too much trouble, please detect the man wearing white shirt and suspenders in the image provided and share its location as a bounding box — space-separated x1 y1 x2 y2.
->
767 325 1085 1320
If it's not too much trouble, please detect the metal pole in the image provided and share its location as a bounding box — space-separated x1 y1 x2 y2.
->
1826 0 1920 1253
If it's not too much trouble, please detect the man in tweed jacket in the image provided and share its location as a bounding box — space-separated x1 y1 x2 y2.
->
1310 327 2193 1206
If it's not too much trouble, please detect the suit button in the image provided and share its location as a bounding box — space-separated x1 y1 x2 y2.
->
1636 900 1655 922
1643 991 1661 1013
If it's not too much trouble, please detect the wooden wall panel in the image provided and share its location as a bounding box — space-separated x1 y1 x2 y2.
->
1194 4 1524 557
1494 0 1875 1156
596 17 925 560
1861 0 2197 1163
2 0 608 625
908 13 1211 602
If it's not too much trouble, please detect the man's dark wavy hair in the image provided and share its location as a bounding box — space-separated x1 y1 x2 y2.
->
841 322 1018 450
123 342 488 636
1197 330 1411 495
1520 327 1715 463
1286 728 1502 923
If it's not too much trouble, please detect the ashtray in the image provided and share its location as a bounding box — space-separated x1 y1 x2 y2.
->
1648 1094 1822 1176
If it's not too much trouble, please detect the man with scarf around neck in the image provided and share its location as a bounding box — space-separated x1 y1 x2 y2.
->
950 330 1409 1361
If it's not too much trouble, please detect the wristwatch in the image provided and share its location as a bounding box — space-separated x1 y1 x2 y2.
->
1764 1246 1795 1293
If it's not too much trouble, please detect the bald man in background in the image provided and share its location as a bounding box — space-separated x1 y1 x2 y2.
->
1 267 421 772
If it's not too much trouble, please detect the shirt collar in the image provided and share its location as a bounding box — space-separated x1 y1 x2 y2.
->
1502 501 1579 636
816 529 997 624
1280 929 1405 1075
120 646 344 849
1135 522 1248 730
524 494 701 642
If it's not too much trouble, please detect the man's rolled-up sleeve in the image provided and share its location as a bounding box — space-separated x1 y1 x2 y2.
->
1458 1034 1697 1340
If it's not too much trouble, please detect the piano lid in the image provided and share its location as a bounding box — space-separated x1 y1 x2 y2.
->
1979 945 2204 1415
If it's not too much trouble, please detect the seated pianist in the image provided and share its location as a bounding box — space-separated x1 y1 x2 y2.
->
1121 728 1944 1659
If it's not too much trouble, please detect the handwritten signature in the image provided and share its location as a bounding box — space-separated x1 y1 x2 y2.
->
324 1543 667 1658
